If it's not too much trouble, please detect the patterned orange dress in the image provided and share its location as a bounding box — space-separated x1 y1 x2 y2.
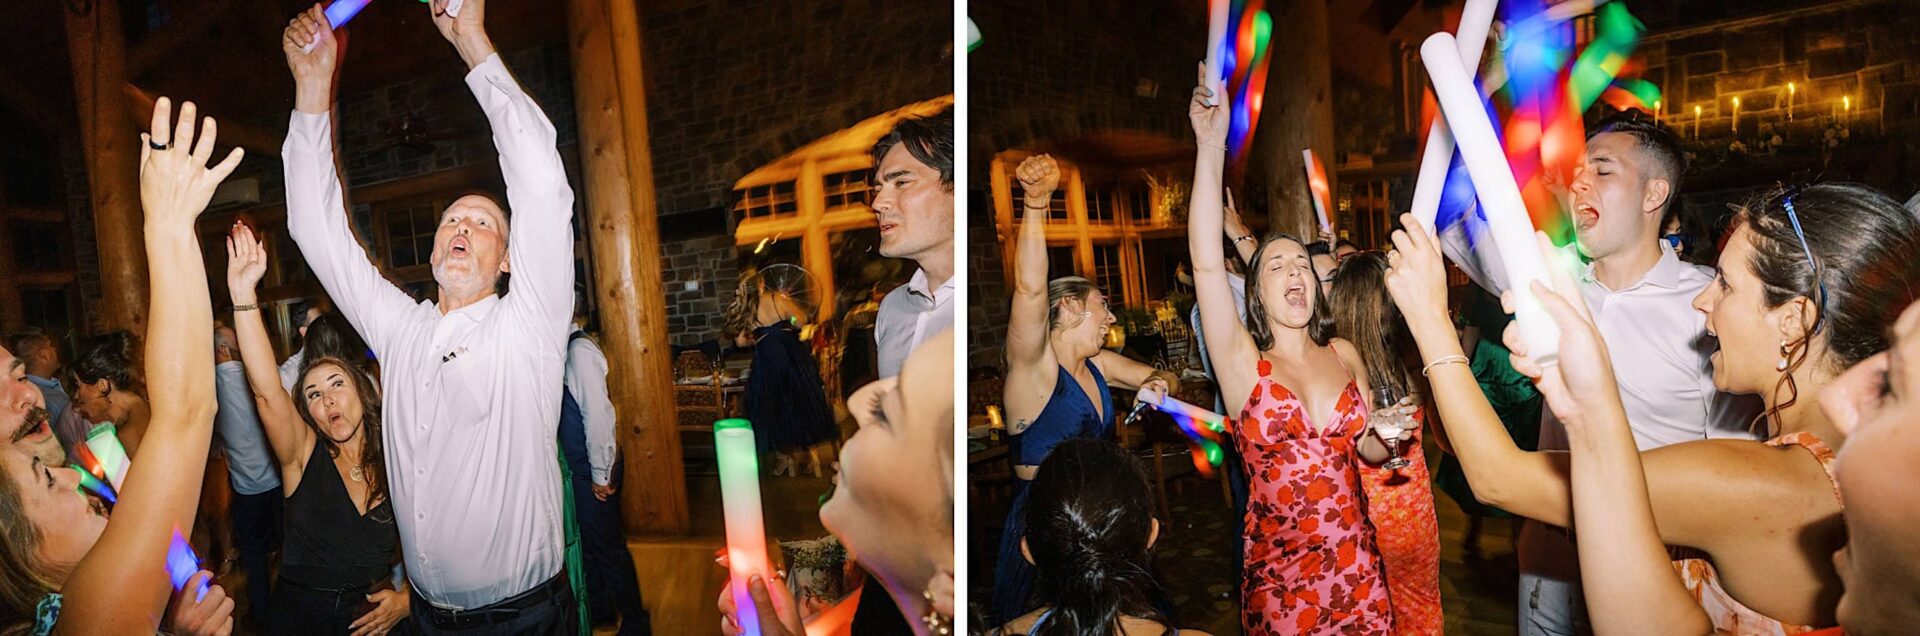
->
1359 408 1443 635
1670 431 1842 635
1234 359 1393 635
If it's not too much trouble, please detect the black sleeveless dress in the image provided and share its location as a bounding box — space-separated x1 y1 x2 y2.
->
743 322 839 454
270 437 402 633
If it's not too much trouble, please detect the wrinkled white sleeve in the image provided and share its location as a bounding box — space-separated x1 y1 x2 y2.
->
567 338 619 486
283 113 419 355
464 54 577 349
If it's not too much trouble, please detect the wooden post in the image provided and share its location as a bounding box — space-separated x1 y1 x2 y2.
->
1254 0 1336 237
65 0 148 335
568 0 688 535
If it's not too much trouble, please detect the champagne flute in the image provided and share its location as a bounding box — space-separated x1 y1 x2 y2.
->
1371 386 1411 470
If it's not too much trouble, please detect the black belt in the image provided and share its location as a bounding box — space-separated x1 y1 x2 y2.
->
412 572 569 629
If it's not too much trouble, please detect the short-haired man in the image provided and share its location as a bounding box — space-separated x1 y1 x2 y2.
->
212 325 282 630
282 0 580 629
6 329 70 426
1 343 64 470
1514 115 1763 635
871 109 955 379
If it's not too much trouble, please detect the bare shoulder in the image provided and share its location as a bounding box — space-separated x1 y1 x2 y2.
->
1646 438 1839 505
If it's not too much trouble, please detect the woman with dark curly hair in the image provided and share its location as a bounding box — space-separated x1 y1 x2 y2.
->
228 222 411 633
70 331 152 457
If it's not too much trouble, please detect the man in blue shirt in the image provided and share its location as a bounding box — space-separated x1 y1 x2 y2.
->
6 329 71 425
214 325 283 630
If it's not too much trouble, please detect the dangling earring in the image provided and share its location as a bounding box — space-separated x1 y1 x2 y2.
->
1776 340 1790 372
1079 311 1091 318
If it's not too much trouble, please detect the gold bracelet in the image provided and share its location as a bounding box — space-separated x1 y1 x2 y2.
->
233 303 260 312
1421 354 1469 376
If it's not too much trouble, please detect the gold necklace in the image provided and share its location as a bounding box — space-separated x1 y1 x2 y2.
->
349 463 365 482
920 590 951 635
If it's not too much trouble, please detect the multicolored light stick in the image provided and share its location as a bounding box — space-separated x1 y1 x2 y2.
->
1133 388 1229 478
1409 0 1498 234
302 0 374 54
84 424 131 492
1301 148 1333 235
1203 0 1231 104
715 418 772 636
69 466 115 504
1422 32 1562 365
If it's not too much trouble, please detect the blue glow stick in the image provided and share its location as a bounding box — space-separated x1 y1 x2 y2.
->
167 530 210 602
303 0 374 53
69 466 115 504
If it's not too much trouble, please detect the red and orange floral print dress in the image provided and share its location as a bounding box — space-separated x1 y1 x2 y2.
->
1234 359 1393 635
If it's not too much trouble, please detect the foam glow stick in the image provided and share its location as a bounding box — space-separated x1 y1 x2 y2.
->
1136 387 1228 432
1301 149 1333 234
1204 0 1230 104
715 418 771 636
168 529 211 601
70 466 115 504
1135 388 1228 476
1408 0 1498 234
84 424 131 492
302 0 374 54
1422 33 1562 364
966 18 982 52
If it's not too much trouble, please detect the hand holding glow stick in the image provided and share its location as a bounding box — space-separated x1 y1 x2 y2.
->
715 418 772 636
1421 33 1563 364
301 0 373 54
1408 0 1498 234
84 423 132 492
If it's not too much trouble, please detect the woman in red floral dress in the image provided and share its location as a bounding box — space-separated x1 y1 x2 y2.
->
1185 66 1396 635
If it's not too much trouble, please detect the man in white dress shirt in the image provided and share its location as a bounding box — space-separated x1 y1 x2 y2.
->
872 109 955 379
281 1 577 630
1512 115 1763 635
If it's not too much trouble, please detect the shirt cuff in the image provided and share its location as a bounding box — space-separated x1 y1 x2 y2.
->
463 53 509 95
590 467 611 487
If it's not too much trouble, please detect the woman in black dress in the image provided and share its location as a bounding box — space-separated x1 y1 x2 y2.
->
229 223 412 634
728 265 839 477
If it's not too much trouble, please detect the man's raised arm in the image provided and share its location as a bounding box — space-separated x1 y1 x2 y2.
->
281 4 416 354
435 0 576 337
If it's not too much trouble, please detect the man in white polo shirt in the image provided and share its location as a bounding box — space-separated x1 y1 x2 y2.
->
872 109 955 378
281 0 577 629
1520 115 1762 635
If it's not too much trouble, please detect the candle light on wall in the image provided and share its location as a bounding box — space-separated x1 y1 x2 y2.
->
1694 104 1702 138
1787 82 1796 121
1844 95 1853 134
1731 96 1741 135
1654 99 1662 124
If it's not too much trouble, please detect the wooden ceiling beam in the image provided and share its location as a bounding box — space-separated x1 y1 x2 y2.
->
126 0 241 77
122 82 281 156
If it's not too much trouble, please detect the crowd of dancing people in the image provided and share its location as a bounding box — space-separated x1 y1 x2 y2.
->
987 67 1920 635
0 1 956 634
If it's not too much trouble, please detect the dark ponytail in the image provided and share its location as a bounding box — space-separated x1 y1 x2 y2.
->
72 330 142 394
1022 439 1171 635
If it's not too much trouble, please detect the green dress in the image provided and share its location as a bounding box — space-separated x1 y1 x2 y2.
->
559 446 590 635
1433 336 1543 518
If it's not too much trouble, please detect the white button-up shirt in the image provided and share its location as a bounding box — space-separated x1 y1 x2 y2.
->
564 331 619 487
1537 242 1763 452
285 54 575 610
875 268 954 379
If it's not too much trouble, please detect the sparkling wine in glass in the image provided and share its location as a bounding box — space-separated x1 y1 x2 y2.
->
1371 386 1411 470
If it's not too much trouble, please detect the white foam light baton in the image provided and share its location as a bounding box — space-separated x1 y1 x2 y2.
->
1408 0 1499 235
1203 0 1230 105
1420 33 1562 364
1301 149 1333 235
715 418 772 635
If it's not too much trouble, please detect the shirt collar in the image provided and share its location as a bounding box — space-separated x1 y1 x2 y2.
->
27 375 60 390
445 294 502 320
1580 241 1684 290
907 268 953 299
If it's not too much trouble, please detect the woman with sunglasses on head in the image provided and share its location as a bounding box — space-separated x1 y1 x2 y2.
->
991 153 1177 624
1380 180 1920 633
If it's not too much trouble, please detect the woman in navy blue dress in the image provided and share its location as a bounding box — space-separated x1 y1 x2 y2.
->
992 154 1177 623
729 266 839 476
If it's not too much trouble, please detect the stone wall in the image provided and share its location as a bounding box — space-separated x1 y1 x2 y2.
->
965 190 1009 370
